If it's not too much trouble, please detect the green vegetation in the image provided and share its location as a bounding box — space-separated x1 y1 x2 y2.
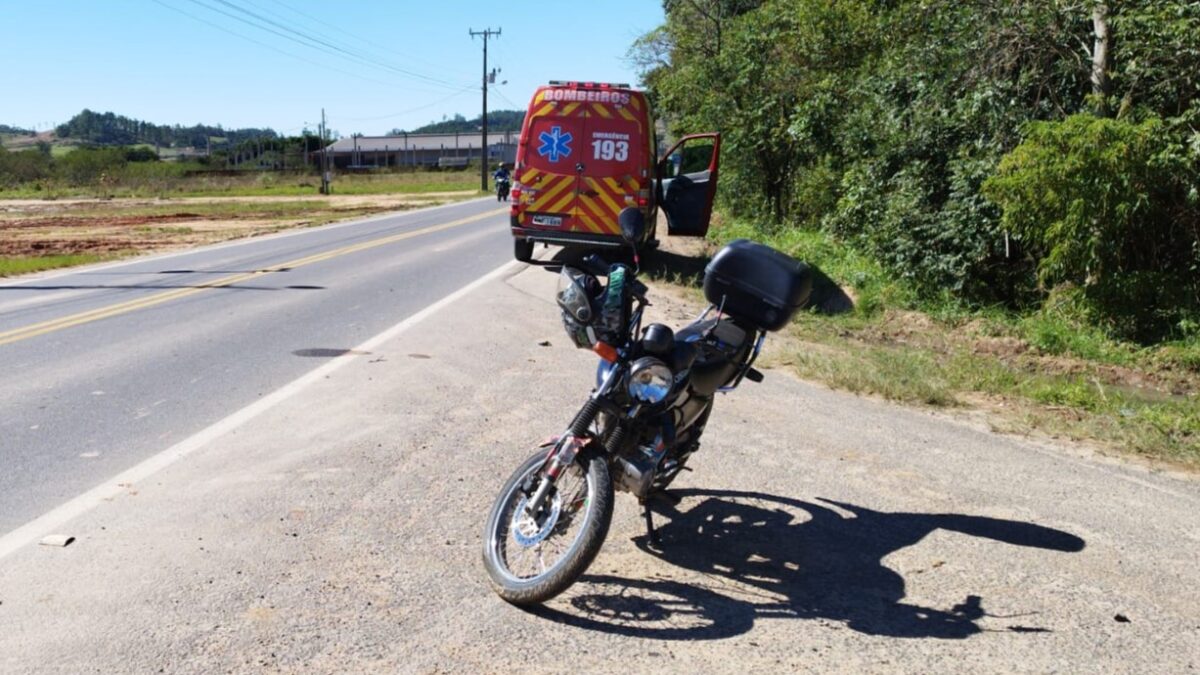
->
775 328 1199 465
11 198 454 227
636 1 1199 465
164 171 479 198
637 0 1200 343
705 217 1199 466
395 109 524 135
0 125 34 135
0 254 120 276
0 145 478 199
54 109 276 148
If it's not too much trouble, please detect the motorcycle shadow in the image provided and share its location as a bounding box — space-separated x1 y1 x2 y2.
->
531 489 1085 641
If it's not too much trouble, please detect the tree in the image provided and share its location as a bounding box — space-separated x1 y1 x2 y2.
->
633 0 1200 337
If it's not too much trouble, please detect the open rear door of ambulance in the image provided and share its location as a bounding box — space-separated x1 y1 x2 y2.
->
657 133 721 237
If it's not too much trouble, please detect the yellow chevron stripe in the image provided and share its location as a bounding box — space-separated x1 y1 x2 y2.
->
587 204 620 235
591 103 612 119
590 180 624 216
548 190 576 214
630 95 643 111
579 194 613 231
533 175 576 209
617 106 638 123
562 102 581 117
573 212 600 234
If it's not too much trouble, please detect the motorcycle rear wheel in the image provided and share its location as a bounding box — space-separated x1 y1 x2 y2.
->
482 448 613 605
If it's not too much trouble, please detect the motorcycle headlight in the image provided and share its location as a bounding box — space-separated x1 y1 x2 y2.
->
628 357 673 403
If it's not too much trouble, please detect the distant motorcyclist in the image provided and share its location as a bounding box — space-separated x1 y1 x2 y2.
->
493 165 512 202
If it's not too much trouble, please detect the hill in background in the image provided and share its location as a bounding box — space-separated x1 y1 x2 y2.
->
3 108 527 153
395 110 524 135
53 109 277 149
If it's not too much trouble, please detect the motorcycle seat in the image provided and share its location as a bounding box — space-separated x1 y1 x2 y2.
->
674 318 753 395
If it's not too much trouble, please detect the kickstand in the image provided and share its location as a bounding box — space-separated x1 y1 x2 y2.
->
642 501 662 548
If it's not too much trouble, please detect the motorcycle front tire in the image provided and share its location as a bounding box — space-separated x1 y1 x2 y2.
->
482 448 613 605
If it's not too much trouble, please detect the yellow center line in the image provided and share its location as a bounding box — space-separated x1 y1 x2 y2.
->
0 208 506 347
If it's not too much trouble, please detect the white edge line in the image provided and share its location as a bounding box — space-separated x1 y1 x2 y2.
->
0 256 522 560
0 196 492 288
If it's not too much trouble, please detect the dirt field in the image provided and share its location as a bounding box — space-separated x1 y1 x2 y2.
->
0 192 477 259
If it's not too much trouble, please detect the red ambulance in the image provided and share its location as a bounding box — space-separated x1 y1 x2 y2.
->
509 81 721 261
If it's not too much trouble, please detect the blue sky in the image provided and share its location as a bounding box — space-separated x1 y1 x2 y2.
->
1 1 665 137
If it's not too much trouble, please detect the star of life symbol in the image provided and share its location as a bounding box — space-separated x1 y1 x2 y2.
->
537 126 573 163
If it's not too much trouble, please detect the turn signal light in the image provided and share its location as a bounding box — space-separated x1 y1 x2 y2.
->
593 341 618 363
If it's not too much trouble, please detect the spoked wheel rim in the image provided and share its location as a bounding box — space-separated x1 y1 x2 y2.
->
490 458 595 584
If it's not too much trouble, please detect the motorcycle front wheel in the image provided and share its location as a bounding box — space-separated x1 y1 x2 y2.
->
482 448 613 605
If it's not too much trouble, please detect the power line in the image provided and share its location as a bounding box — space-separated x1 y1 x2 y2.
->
338 86 478 122
489 85 521 111
207 0 468 90
152 0 427 91
252 0 476 81
179 0 469 92
152 0 447 94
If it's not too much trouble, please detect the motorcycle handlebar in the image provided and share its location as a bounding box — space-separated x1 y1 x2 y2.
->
578 254 611 277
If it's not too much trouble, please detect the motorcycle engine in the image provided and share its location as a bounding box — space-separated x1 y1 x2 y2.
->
613 451 656 497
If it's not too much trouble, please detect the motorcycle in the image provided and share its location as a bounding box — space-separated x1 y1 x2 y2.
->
482 207 812 605
495 175 511 202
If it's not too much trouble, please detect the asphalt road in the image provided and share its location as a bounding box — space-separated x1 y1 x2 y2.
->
0 197 510 532
0 250 1197 673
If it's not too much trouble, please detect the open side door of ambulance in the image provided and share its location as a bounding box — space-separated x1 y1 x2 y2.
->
657 133 721 237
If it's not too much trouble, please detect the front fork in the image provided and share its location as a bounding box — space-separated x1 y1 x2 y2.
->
524 362 624 516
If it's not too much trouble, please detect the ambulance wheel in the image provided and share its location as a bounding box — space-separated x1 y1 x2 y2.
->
514 239 533 263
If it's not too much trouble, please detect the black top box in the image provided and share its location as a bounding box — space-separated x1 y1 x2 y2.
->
703 239 812 331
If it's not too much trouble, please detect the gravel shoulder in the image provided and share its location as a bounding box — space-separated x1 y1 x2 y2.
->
0 258 1197 673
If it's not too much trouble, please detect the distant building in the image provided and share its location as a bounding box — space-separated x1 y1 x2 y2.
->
315 131 518 169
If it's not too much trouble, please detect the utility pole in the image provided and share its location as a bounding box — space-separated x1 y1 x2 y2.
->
469 27 500 191
319 108 330 195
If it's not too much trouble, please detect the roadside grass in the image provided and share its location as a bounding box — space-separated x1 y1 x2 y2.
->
86 200 339 219
0 134 78 156
0 191 475 276
169 171 480 198
0 253 122 276
699 218 1200 468
0 169 482 199
3 200 392 225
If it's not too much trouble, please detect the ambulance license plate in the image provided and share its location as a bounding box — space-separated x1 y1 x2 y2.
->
531 215 563 227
